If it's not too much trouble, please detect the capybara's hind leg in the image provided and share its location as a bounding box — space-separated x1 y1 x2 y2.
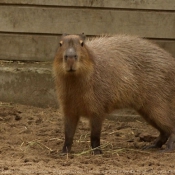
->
138 108 169 150
143 131 169 150
162 132 175 152
62 115 79 154
90 116 104 154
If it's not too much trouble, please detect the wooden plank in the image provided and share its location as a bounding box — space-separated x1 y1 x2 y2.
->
0 0 175 11
0 34 60 61
0 6 175 39
0 34 175 61
153 40 175 58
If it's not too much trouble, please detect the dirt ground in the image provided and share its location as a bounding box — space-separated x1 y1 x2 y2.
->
0 102 175 175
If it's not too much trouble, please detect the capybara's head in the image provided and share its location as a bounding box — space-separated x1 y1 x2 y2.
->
54 34 94 76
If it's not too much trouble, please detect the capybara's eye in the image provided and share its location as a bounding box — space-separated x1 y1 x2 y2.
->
80 40 84 47
60 41 63 47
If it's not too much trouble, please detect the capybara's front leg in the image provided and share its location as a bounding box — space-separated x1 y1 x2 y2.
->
90 116 104 154
62 116 79 154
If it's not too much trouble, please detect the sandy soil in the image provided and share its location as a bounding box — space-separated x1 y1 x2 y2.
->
0 102 175 175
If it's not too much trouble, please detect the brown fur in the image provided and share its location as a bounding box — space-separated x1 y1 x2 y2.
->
53 34 175 154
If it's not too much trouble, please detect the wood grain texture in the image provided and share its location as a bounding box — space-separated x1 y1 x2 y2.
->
0 34 60 61
0 0 175 10
0 34 174 61
0 6 174 38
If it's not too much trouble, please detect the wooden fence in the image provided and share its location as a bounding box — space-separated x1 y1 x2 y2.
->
0 0 175 62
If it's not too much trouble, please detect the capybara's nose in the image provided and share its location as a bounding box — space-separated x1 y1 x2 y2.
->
64 48 77 60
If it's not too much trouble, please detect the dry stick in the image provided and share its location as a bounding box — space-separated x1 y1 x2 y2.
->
126 148 151 154
37 141 53 152
77 133 90 143
109 131 120 135
49 138 63 141
27 140 43 150
21 139 53 152
110 114 139 117
0 102 13 107
74 141 151 156
105 148 124 154
20 141 25 151
73 142 112 156
136 120 143 123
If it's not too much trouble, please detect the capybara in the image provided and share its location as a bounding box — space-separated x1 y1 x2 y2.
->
53 34 175 154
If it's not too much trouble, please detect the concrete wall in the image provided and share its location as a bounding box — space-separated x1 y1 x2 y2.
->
0 61 58 107
0 0 175 107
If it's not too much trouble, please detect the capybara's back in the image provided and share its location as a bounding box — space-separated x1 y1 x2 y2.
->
53 34 175 154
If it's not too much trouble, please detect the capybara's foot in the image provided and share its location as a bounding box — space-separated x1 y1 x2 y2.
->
160 133 175 152
92 148 102 155
60 149 70 156
60 152 67 156
142 132 169 150
142 143 160 150
60 148 73 156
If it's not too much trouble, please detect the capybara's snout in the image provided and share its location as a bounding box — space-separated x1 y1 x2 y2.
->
64 47 78 72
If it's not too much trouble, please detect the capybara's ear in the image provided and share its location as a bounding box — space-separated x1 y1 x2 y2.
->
79 33 86 46
59 40 63 47
79 33 86 41
60 34 69 46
